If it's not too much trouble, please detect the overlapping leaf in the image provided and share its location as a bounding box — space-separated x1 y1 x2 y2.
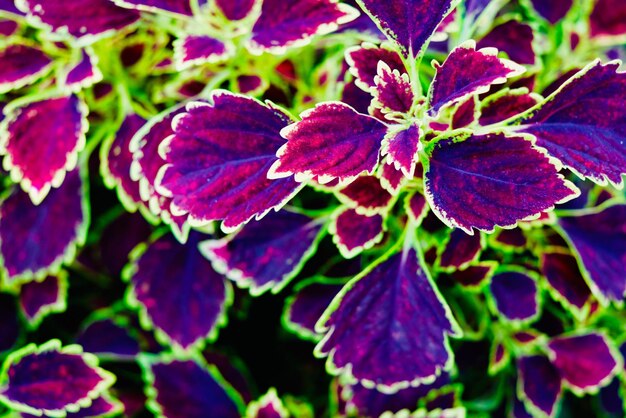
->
0 43 53 94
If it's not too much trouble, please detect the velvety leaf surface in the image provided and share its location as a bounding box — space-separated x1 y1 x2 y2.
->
382 124 422 179
216 0 256 20
285 280 343 340
590 0 626 39
517 356 562 417
0 295 19 353
477 20 535 65
557 205 626 303
158 92 302 233
144 359 240 418
528 0 573 23
355 0 457 57
18 274 66 326
337 176 393 214
428 42 525 114
439 229 483 269
0 95 87 204
548 333 620 393
372 62 414 114
423 133 577 234
64 48 101 91
113 0 193 15
270 102 387 184
76 318 140 359
200 211 322 295
479 89 539 126
249 0 358 53
0 43 53 94
0 340 114 416
0 169 86 283
521 62 626 187
490 271 538 322
317 248 460 389
174 35 230 68
540 253 591 312
129 233 230 350
330 208 384 258
346 43 406 90
18 0 140 42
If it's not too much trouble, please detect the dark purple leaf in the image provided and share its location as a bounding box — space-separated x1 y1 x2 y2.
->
540 252 592 314
406 191 428 224
237 75 265 94
371 62 414 114
270 102 387 184
490 270 539 322
247 389 288 418
142 358 242 418
18 0 139 43
249 0 358 53
428 41 525 114
451 97 478 129
66 394 123 418
337 175 393 214
0 295 20 352
0 19 19 36
316 248 460 390
112 0 193 15
548 333 621 394
0 96 87 204
439 229 483 270
590 0 626 40
382 124 422 179
528 0 573 24
330 208 384 258
0 169 87 283
345 43 406 90
63 48 102 92
477 20 536 65
18 274 67 327
174 35 231 69
215 0 256 20
424 133 578 234
520 61 626 187
0 340 114 417
157 92 303 233
517 356 562 418
480 89 540 126
355 0 457 57
127 233 231 351
76 318 140 359
557 204 626 304
444 263 495 289
199 211 323 295
0 43 53 94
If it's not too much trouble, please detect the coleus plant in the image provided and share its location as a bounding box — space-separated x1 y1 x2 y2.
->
0 0 625 416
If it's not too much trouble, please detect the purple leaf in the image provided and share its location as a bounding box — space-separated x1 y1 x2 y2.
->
540 252 591 314
355 0 457 57
493 228 527 249
379 161 408 194
336 175 393 215
0 0 22 15
127 233 231 351
236 74 266 94
406 191 428 224
371 62 414 114
141 358 242 418
451 96 478 129
477 20 536 65
520 61 626 187
112 0 193 15
439 229 483 270
215 0 256 20
76 318 140 360
199 211 323 295
284 279 343 341
157 91 303 233
479 89 539 126
382 124 422 179
0 340 115 417
423 132 578 234
444 263 495 289
246 389 288 418
18 0 140 43
346 43 406 90
528 0 573 24
428 41 525 114
0 95 88 204
556 204 626 304
330 208 384 258
66 394 123 418
248 0 358 54
63 48 102 92
517 356 562 418
269 102 387 184
18 274 67 327
590 0 626 40
316 247 461 390
0 169 87 284
548 333 621 394
0 43 53 94
174 35 231 69
489 270 539 322
0 19 19 37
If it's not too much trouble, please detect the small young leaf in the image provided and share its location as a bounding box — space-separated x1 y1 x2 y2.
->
371 62 414 114
336 175 393 215
329 208 384 258
63 48 102 92
246 388 289 418
346 43 406 90
173 35 232 69
382 124 422 179
18 274 67 327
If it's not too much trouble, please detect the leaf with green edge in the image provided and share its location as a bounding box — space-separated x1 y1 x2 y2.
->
0 42 53 94
489 268 540 324
246 388 289 418
438 229 484 271
336 175 394 215
18 273 68 328
329 207 385 259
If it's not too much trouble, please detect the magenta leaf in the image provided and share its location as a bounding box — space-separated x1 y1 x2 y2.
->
0 43 53 94
451 96 478 129
590 0 626 40
199 211 323 296
269 102 387 184
248 0 358 54
527 0 573 24
382 124 422 179
76 318 140 360
18 274 67 327
428 41 525 114
371 62 414 114
479 89 539 126
556 204 626 304
406 191 429 224
423 132 578 234
379 161 409 194
157 91 303 233
540 252 591 315
517 356 562 418
520 61 626 187
489 270 539 323
63 48 102 92
0 169 87 284
17 0 139 43
246 389 288 418
346 43 406 90
0 95 88 204
174 35 232 69
215 0 256 20
316 247 461 390
141 357 242 418
0 340 115 417
127 233 231 351
336 175 393 215
477 20 536 65
547 333 621 394
112 0 193 15
438 229 483 270
355 0 457 57
330 208 384 258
